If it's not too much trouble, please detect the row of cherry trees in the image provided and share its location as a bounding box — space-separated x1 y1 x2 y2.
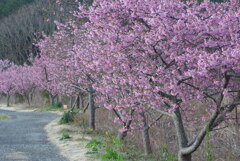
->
0 60 39 106
1 0 240 160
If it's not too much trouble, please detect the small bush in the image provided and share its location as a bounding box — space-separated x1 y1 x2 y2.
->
0 114 10 120
102 132 124 161
102 148 123 161
56 102 63 108
86 139 103 152
59 111 76 124
60 132 71 140
59 112 71 124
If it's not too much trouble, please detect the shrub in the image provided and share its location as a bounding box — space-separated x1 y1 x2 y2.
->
56 102 63 108
59 111 71 124
0 114 10 120
101 131 124 161
59 109 79 124
86 139 103 152
60 132 71 140
102 148 123 161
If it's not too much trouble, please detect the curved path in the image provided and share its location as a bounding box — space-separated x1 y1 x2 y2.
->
0 109 67 161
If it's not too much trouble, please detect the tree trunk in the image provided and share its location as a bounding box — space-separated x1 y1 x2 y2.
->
173 108 191 161
7 94 10 107
76 95 80 109
141 113 152 155
70 95 74 108
235 107 240 148
57 95 62 105
118 131 128 141
117 119 133 141
49 94 55 106
79 94 84 109
27 93 33 106
178 154 192 161
27 94 31 106
88 85 96 130
30 93 33 105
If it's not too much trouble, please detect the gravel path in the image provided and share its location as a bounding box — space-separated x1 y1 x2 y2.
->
0 109 67 161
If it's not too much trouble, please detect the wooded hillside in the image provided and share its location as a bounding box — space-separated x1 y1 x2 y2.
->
0 0 34 19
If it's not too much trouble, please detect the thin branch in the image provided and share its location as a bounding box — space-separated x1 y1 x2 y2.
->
149 114 164 128
71 84 88 92
138 101 173 117
83 103 89 113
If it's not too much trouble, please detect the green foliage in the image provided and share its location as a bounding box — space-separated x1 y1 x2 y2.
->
59 110 79 124
101 132 124 161
85 134 124 161
104 133 122 151
86 139 103 152
160 145 178 161
0 114 10 120
86 151 99 154
59 111 72 124
0 0 34 19
41 91 49 99
60 132 71 140
102 148 123 161
56 102 63 108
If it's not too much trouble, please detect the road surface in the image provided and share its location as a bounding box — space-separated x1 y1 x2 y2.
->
0 109 67 161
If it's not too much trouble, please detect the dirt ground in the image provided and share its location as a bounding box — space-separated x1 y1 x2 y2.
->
45 118 99 161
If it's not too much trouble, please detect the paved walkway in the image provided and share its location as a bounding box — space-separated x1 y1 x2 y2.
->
0 109 67 161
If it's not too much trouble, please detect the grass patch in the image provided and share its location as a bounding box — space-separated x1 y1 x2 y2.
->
59 111 73 124
59 109 80 125
60 132 72 140
0 114 10 120
85 133 125 161
40 105 63 111
86 139 103 152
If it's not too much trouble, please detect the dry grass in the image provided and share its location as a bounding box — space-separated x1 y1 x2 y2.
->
74 106 240 161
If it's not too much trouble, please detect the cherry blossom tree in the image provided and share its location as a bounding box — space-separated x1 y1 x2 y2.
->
14 65 40 106
0 61 18 106
32 26 77 106
75 0 240 160
33 20 101 131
